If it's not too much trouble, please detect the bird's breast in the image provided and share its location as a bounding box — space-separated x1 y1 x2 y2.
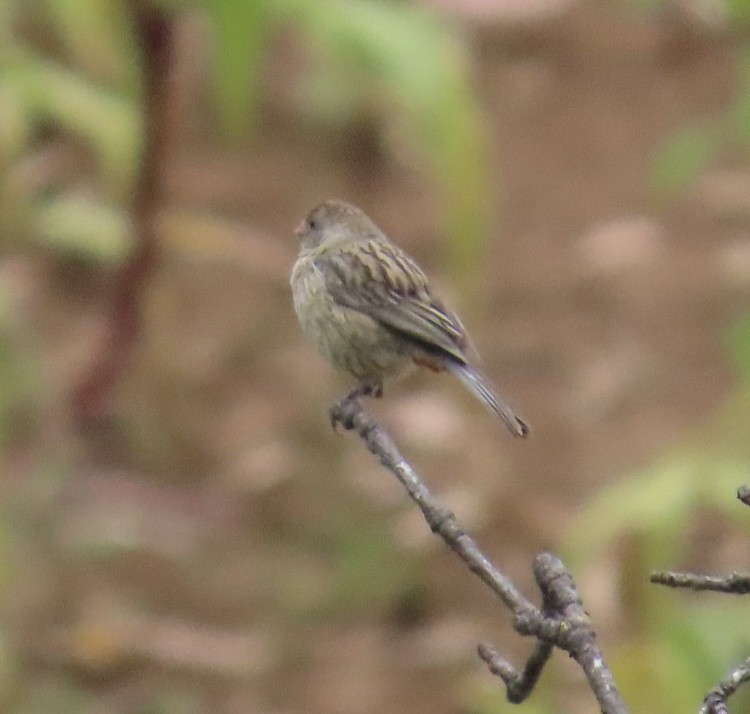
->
290 255 411 380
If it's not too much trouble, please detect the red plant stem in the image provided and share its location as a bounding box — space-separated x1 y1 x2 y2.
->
73 5 172 421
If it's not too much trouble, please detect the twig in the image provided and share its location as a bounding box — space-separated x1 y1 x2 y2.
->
654 485 750 713
478 640 552 704
72 3 172 421
700 657 750 714
650 571 750 594
330 396 628 714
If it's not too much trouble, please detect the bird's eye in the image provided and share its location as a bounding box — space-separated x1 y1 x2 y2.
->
308 219 317 230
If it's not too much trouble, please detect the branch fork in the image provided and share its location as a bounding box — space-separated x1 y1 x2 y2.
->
330 395 628 713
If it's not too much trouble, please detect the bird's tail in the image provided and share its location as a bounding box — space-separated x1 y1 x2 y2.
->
447 362 529 438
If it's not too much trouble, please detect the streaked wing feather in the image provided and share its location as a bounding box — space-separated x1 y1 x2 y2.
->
315 238 467 363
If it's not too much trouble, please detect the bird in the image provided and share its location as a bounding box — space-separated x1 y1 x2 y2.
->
290 199 528 438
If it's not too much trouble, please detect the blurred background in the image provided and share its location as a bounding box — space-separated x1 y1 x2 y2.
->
3 0 750 712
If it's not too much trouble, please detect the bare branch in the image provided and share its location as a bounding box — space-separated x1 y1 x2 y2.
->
330 396 628 714
478 640 552 703
700 657 750 714
650 571 750 594
654 485 750 711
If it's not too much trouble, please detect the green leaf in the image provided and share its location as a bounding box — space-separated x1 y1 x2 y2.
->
734 48 750 146
209 0 275 139
33 194 132 261
726 313 750 382
564 455 750 568
650 122 722 199
43 0 139 90
726 0 750 21
300 0 492 283
14 53 141 197
0 80 30 161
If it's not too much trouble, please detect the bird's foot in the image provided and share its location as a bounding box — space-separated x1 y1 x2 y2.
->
330 381 383 431
346 380 383 400
330 398 357 431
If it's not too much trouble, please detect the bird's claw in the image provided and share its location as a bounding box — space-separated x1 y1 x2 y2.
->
330 381 382 431
330 398 358 431
346 381 382 400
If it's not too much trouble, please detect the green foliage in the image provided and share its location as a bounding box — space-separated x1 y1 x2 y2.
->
0 279 39 455
279 499 424 620
643 32 750 712
565 449 750 708
727 312 750 383
462 677 554 714
2 0 492 279
34 194 132 260
651 43 750 197
329 516 422 616
1 1 140 259
13 53 141 194
612 597 750 710
290 0 491 280
565 454 750 571
209 0 276 139
16 675 99 714
44 0 140 89
563 313 750 709
734 48 750 146
650 121 723 199
726 0 750 20
564 312 750 712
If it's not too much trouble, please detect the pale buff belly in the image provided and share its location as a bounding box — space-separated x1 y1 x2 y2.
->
291 259 411 381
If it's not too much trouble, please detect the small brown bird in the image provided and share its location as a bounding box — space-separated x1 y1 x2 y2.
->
291 200 529 437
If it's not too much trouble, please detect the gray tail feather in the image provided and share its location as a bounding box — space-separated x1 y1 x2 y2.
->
447 362 529 438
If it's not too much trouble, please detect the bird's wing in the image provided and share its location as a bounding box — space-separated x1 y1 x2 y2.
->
315 238 468 364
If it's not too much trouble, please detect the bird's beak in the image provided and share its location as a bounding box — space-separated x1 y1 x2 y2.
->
294 220 306 238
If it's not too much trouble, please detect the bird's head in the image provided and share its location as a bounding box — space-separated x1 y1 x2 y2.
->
295 200 378 253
